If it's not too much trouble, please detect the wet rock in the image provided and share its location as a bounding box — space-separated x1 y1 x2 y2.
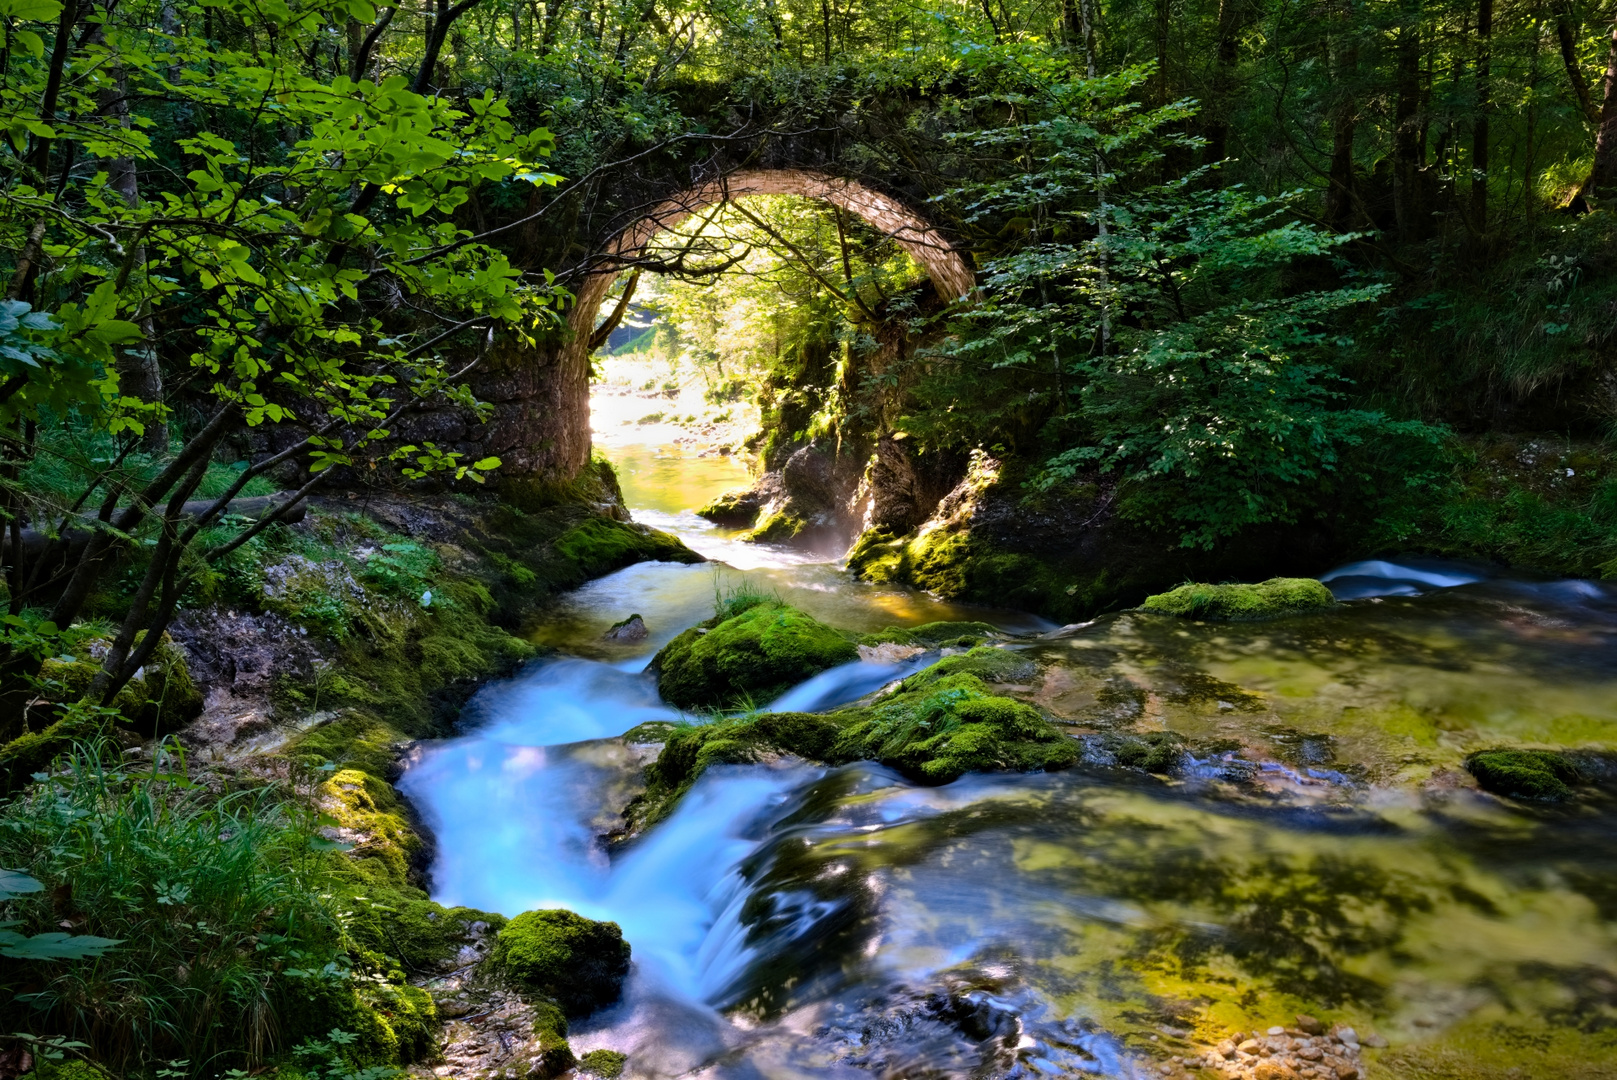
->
857 642 925 664
603 614 647 643
1295 1014 1325 1036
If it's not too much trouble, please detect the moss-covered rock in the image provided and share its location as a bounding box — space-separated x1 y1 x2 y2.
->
697 487 763 528
344 883 505 972
531 1001 576 1077
859 620 1001 650
652 601 859 710
631 648 1075 828
746 507 808 542
492 909 632 1017
1466 748 1580 801
32 633 202 735
1140 578 1336 620
554 516 704 575
320 768 422 884
579 1049 629 1078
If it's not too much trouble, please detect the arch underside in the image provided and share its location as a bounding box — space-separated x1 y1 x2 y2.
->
567 169 975 336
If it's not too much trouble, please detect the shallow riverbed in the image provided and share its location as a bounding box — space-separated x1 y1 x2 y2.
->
399 406 1617 1079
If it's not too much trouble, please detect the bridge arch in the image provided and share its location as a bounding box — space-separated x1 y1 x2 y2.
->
566 168 976 339
439 170 974 483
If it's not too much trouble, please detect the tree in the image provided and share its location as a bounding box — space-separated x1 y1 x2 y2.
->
0 0 562 732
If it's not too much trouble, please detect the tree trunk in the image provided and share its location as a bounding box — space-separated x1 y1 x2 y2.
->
1556 0 1600 123
97 28 167 453
1204 0 1241 166
1471 0 1493 232
1588 19 1617 201
1324 7 1359 231
1393 25 1423 242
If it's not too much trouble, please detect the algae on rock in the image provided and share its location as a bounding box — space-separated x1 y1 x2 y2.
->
1140 578 1336 620
652 600 859 710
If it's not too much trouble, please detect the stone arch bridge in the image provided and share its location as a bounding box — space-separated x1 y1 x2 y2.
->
419 158 977 483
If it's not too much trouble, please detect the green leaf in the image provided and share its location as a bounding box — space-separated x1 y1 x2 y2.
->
0 929 122 960
0 0 64 21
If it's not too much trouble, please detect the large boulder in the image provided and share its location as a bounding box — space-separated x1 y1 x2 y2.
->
493 909 632 1017
652 600 859 710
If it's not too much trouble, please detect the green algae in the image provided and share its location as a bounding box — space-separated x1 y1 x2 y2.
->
493 909 632 1016
1466 748 1580 801
1141 577 1337 620
652 600 859 710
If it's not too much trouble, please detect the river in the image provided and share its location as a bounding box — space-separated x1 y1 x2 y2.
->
398 398 1617 1079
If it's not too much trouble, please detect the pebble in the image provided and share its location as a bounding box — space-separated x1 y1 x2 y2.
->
1193 1023 1374 1080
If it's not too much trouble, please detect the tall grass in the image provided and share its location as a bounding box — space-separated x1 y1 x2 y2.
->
0 740 345 1076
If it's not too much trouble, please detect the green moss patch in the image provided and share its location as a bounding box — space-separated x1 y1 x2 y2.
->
859 620 1001 649
492 909 632 1016
555 516 704 575
579 1049 629 1078
630 650 1076 828
1140 578 1336 620
697 488 761 528
1466 748 1581 801
747 507 808 542
652 601 859 710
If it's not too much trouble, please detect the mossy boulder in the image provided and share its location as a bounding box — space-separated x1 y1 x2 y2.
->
832 671 1077 783
320 768 422 884
33 633 202 734
696 488 763 528
492 909 632 1017
747 507 808 542
554 516 703 575
1466 748 1581 801
1140 578 1336 620
652 601 859 710
631 648 1075 828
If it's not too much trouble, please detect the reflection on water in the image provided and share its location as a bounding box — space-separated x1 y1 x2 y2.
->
400 397 1617 1077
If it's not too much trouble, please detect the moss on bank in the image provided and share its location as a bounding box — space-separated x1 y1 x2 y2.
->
652 599 859 710
631 646 1074 828
1140 578 1337 620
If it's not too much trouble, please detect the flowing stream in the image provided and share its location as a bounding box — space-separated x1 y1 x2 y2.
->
400 398 1617 1078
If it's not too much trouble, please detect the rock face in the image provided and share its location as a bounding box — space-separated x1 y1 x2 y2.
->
651 599 859 710
848 451 1346 623
1140 579 1337 621
491 909 632 1017
698 437 871 547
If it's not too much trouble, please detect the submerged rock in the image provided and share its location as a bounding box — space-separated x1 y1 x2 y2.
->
492 909 632 1017
1466 748 1580 801
1140 578 1336 620
652 599 859 710
603 614 647 642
